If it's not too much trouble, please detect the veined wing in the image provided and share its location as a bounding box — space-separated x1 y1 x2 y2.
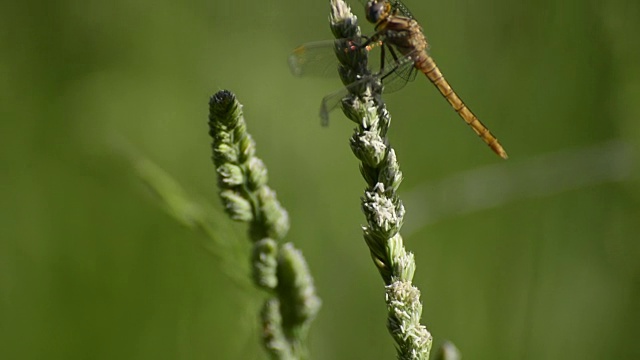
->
317 48 420 124
356 0 415 19
289 38 377 80
290 38 424 125
389 0 415 19
290 38 419 91
379 43 418 92
289 40 342 78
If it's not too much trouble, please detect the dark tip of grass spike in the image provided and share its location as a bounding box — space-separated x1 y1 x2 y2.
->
209 90 238 125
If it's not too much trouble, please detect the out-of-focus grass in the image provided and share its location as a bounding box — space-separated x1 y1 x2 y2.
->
1 0 639 359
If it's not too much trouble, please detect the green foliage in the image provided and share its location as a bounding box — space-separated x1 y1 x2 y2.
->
209 90 320 359
1 0 639 359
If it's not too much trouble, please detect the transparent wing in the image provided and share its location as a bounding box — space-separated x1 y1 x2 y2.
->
381 62 417 93
356 0 415 19
289 39 373 125
318 85 351 126
378 44 418 92
318 74 380 126
318 50 419 123
289 38 380 79
389 0 415 19
290 34 422 124
295 46 422 124
288 40 342 78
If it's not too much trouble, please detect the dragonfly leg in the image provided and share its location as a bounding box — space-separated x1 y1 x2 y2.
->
386 44 400 63
359 34 378 47
380 46 405 81
380 44 404 78
357 33 388 53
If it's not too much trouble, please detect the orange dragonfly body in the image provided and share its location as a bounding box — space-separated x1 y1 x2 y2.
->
290 0 508 159
365 0 508 159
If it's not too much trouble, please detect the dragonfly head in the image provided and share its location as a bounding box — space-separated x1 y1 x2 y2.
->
365 0 392 24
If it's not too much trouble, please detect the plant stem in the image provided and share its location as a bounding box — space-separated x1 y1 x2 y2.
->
328 1 432 359
209 91 321 360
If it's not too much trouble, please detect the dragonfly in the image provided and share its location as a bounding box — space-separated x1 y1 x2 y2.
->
289 0 508 159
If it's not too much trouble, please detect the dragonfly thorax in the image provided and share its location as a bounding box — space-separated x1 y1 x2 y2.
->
365 0 392 24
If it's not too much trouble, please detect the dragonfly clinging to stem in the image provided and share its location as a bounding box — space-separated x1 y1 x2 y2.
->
289 0 508 159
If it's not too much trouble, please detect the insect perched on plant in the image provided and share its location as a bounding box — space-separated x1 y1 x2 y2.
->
290 0 508 159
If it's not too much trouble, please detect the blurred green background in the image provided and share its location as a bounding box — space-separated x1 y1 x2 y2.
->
1 0 639 359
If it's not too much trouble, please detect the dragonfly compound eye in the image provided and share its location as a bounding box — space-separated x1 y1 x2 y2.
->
366 0 390 24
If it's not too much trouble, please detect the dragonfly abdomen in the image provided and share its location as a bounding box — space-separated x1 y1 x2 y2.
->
415 54 508 159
